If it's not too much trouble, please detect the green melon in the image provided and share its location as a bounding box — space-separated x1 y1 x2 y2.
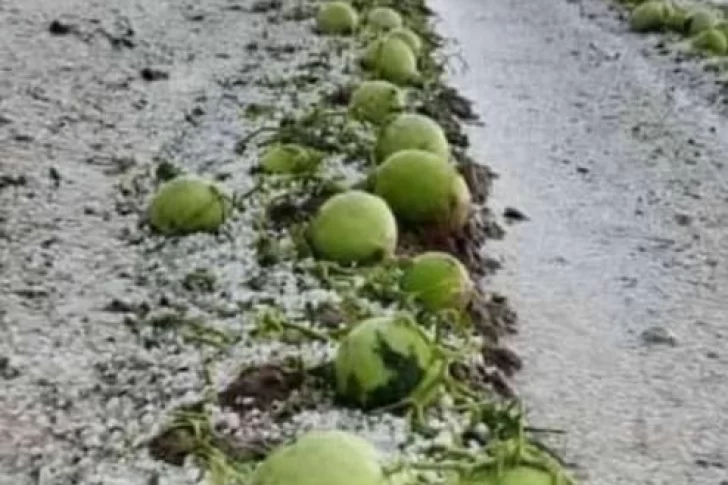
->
349 80 406 125
401 252 474 312
665 5 688 33
316 2 359 35
148 175 230 236
691 28 728 55
629 1 670 32
686 9 719 36
252 430 387 485
361 39 385 70
366 7 403 32
307 190 397 265
334 315 436 409
260 144 323 174
373 36 419 86
387 27 423 57
374 113 450 163
374 150 471 230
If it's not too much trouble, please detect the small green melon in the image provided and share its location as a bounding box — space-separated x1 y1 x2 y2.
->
629 1 670 32
374 113 450 163
366 7 403 32
692 28 728 55
387 27 423 57
401 252 474 312
373 36 419 86
149 175 230 236
349 80 406 125
665 5 688 33
252 430 387 485
307 190 397 265
361 39 385 70
686 9 719 36
260 144 323 174
374 150 472 230
316 2 359 35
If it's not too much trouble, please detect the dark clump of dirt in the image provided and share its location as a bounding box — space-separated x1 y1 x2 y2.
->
218 363 305 415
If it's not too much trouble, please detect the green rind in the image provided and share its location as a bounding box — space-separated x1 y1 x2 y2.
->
316 2 359 35
149 176 229 236
334 315 434 409
374 150 471 228
308 190 398 265
349 80 406 125
252 430 386 485
374 113 450 163
401 252 474 312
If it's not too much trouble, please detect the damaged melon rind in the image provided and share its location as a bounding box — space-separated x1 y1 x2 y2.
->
307 190 398 265
374 150 472 230
149 175 230 236
316 2 359 35
349 80 406 125
401 252 474 312
374 113 450 163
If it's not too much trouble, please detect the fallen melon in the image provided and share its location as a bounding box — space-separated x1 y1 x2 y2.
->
349 80 406 125
374 113 450 163
149 175 230 236
307 190 398 265
401 252 474 312
374 150 472 231
316 2 359 35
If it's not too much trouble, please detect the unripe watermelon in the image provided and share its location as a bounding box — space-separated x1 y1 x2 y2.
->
401 252 474 312
374 150 472 231
252 430 387 485
374 113 449 163
148 175 230 235
316 2 359 35
307 190 398 265
335 315 437 409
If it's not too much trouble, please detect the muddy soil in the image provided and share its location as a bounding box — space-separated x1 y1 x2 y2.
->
430 0 728 484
